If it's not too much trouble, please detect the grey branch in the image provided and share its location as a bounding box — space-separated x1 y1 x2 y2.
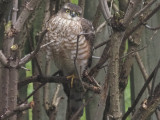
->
123 0 142 27
0 50 8 66
18 75 101 94
132 83 160 120
99 0 112 22
0 102 33 120
14 0 42 31
133 0 157 19
96 21 107 33
18 29 48 67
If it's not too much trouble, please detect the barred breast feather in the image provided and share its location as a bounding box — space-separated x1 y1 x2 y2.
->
44 15 94 76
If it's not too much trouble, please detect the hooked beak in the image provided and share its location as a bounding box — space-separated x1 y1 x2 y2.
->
70 11 76 17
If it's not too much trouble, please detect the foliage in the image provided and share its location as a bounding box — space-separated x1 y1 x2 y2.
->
71 0 78 5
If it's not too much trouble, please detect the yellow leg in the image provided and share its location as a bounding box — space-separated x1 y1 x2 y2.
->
66 74 75 88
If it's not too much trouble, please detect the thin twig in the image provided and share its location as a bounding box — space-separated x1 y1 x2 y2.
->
51 84 61 106
133 0 157 19
74 34 85 91
20 83 46 104
122 0 142 28
150 62 160 96
0 102 33 120
92 4 102 29
110 0 114 12
94 40 110 50
0 51 8 66
96 21 107 33
74 32 95 91
122 59 160 120
124 2 160 40
135 52 151 93
70 97 92 120
99 0 112 22
120 46 147 59
18 29 48 67
144 24 160 30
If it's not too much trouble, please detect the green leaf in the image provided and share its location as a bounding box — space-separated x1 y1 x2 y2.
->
71 0 78 5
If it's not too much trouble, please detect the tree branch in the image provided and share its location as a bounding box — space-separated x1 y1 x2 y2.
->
0 102 34 120
18 75 101 94
99 0 112 22
122 59 160 120
14 0 42 31
132 83 160 120
124 2 160 40
48 84 63 120
0 50 8 66
89 40 111 77
133 0 156 19
135 52 151 92
18 29 48 67
122 0 142 28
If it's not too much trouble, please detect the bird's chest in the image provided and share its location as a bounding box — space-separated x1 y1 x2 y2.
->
47 17 85 73
48 17 82 53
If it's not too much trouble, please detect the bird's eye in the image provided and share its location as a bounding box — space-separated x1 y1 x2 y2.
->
66 10 70 13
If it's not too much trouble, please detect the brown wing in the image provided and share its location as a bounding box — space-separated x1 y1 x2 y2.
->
80 18 95 67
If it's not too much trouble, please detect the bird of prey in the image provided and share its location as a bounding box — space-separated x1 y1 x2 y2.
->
43 3 95 120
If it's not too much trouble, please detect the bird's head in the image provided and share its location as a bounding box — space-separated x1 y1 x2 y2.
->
59 3 82 21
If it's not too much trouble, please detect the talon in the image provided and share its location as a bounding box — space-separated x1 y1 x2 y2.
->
66 74 75 88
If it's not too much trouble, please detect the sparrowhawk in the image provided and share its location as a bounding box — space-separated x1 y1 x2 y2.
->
43 3 95 120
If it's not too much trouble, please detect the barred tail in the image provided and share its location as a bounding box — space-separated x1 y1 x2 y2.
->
63 82 84 120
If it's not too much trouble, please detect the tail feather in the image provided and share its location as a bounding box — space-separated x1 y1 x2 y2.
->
63 81 84 120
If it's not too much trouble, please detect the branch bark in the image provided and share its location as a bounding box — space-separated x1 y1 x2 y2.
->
132 83 160 120
0 51 8 66
0 102 34 120
122 59 160 120
18 29 48 67
14 0 42 31
108 32 122 120
18 75 101 94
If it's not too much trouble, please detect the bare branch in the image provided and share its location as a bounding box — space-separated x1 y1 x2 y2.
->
123 0 142 28
0 102 34 120
48 84 63 120
70 97 92 120
11 0 18 25
92 4 102 29
144 24 160 30
96 21 107 33
14 0 42 31
18 75 101 94
21 83 46 104
132 83 160 120
99 0 112 22
94 40 109 50
135 52 151 92
18 29 48 67
124 2 160 40
122 59 160 120
0 50 8 66
89 40 111 77
120 46 147 59
133 0 157 19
